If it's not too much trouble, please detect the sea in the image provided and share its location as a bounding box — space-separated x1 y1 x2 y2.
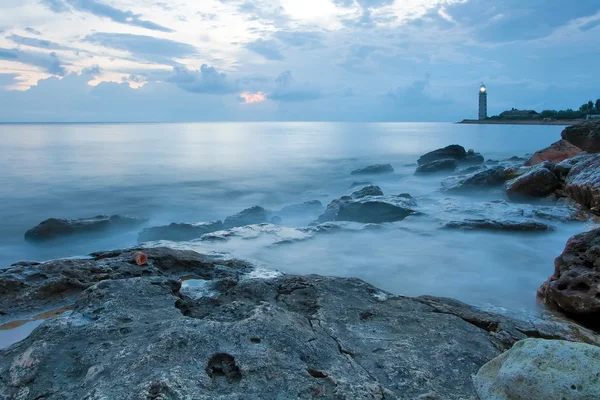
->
0 122 591 318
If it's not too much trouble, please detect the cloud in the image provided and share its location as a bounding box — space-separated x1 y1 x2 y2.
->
244 39 284 60
269 71 321 102
40 0 173 32
239 91 266 104
7 34 75 51
84 33 198 65
25 27 42 35
273 31 324 49
0 48 67 76
167 65 236 94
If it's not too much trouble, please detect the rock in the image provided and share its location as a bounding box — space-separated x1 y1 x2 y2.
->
200 224 314 245
278 201 323 216
538 228 600 329
443 167 507 192
443 219 552 232
223 206 268 228
350 185 384 198
1 257 598 400
349 181 371 189
455 165 486 175
561 119 600 153
417 144 466 165
474 338 600 400
316 193 417 224
564 154 600 214
524 139 582 166
24 215 146 242
505 156 526 162
138 221 224 243
486 159 500 165
505 162 561 200
415 159 457 174
350 164 394 175
270 216 282 224
464 153 485 164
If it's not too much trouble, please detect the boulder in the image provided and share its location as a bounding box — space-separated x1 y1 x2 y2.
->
24 215 146 242
350 164 394 175
538 227 600 328
277 201 323 216
443 167 507 192
474 339 600 400
351 185 384 198
561 119 600 153
138 221 224 243
415 158 457 174
464 153 485 164
505 162 561 200
443 219 552 232
316 193 417 224
349 181 371 189
223 206 268 228
564 154 600 214
1 251 599 400
524 139 582 166
418 145 484 166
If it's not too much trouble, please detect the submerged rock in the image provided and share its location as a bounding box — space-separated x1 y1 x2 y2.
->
538 227 600 329
561 119 600 153
24 215 146 242
415 158 457 174
276 201 323 217
418 145 484 166
442 167 507 192
316 192 417 224
223 206 268 228
1 256 598 400
349 181 371 189
505 162 561 200
524 139 582 166
350 164 394 175
350 185 384 198
474 339 600 400
564 154 600 214
138 221 224 243
443 219 552 232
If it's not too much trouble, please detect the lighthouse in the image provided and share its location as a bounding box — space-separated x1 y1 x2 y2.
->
478 83 487 120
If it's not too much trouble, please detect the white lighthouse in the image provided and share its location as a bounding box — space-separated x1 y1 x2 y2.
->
478 83 487 120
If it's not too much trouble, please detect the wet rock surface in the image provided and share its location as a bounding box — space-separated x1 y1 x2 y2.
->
538 227 600 329
442 167 507 192
277 201 323 217
1 251 599 400
564 154 600 214
443 219 553 232
524 139 582 166
223 206 269 228
25 215 146 242
561 119 600 153
350 185 384 198
415 158 457 174
505 162 561 200
350 164 394 175
417 145 484 166
474 338 600 400
139 221 225 243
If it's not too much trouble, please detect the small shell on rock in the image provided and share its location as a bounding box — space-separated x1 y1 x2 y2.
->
134 252 148 266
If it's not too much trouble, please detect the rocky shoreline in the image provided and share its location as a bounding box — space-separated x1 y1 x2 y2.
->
2 120 600 399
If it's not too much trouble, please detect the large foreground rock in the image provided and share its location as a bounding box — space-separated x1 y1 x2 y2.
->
505 162 561 200
350 164 394 175
24 215 146 242
538 227 600 329
561 119 600 153
524 139 582 166
474 338 600 400
1 250 599 399
564 154 600 214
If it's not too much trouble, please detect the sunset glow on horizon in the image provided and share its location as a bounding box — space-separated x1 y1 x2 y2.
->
239 91 267 104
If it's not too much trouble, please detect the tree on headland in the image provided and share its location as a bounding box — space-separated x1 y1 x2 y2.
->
588 101 594 110
596 99 600 111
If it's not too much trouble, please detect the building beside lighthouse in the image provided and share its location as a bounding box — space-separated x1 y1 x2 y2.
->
478 83 487 120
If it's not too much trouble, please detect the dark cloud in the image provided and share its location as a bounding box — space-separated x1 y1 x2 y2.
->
25 27 42 35
40 0 173 32
244 39 284 60
0 48 67 76
167 65 236 94
269 71 321 102
84 33 198 65
273 31 324 49
8 34 75 51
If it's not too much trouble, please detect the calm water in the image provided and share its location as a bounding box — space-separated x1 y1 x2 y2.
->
0 122 591 315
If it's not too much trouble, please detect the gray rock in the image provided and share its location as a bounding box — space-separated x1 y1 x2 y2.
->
316 193 417 224
415 159 457 174
278 201 323 215
561 119 600 153
564 154 600 214
463 153 485 164
443 219 552 232
138 221 224 243
223 206 268 228
24 215 146 242
350 185 384 198
418 144 466 165
443 167 507 192
350 164 394 175
474 339 600 400
505 162 561 200
1 253 598 400
349 181 372 189
455 165 487 175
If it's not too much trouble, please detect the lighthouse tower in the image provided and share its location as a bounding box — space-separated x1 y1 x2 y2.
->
478 83 487 120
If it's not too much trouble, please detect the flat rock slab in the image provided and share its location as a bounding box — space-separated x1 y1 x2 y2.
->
25 215 146 242
474 338 600 400
351 164 394 175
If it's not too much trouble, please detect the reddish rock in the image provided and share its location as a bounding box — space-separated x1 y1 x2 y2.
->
524 139 582 166
538 228 600 328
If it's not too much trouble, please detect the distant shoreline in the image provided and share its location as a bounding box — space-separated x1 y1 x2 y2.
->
458 119 583 126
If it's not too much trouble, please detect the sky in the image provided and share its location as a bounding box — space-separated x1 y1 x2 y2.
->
0 0 599 122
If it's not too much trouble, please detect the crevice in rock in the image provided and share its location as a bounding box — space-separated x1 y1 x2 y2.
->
206 353 242 383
